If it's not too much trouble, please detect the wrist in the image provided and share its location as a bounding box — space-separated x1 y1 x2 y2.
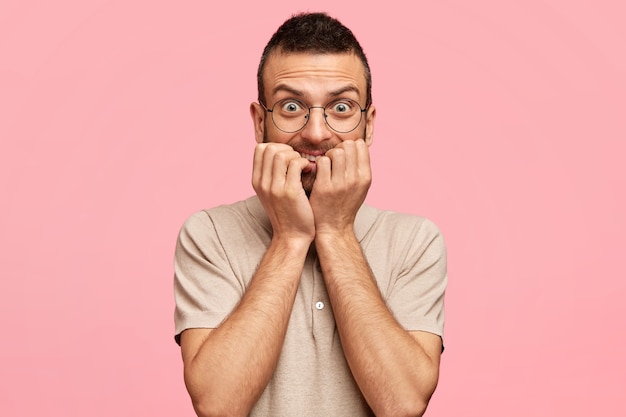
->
314 228 358 246
270 233 313 254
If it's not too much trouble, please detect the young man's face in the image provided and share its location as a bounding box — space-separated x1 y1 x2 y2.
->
250 51 376 192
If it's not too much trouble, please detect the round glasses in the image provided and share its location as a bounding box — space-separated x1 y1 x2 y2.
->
261 98 367 133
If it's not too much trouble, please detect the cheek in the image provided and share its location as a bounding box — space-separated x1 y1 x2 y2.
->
342 125 368 142
263 121 295 144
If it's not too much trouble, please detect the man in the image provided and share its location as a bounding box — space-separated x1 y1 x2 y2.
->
174 12 447 417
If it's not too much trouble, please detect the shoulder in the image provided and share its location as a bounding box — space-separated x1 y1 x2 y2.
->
176 199 249 246
361 204 445 243
179 197 259 234
177 197 270 254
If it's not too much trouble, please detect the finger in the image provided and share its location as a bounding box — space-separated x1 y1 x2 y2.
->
271 149 301 190
355 139 372 184
326 147 346 182
315 155 332 185
252 143 268 188
339 140 358 179
286 158 309 190
355 139 371 171
260 144 289 191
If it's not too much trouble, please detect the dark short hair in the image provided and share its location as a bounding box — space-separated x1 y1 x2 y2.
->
257 12 372 107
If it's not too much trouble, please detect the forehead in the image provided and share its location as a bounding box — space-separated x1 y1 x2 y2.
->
262 51 367 101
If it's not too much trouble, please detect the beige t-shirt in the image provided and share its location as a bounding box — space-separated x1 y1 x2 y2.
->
174 196 447 416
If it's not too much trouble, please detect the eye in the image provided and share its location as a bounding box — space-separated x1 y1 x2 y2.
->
328 99 357 115
279 100 305 113
329 100 356 114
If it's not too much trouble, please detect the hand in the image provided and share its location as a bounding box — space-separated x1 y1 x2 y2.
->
309 139 372 236
252 143 316 242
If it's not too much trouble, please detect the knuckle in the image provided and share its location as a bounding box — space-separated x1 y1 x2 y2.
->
273 152 288 164
288 158 302 168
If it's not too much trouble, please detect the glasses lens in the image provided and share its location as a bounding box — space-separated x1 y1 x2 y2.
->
324 99 363 133
271 99 309 133
270 98 364 133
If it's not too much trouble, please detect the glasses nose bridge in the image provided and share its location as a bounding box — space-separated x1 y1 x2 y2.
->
308 105 327 116
305 105 328 126
299 104 333 139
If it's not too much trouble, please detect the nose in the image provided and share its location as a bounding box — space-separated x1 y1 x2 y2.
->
300 106 333 144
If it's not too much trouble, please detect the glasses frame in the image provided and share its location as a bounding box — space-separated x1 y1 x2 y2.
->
260 98 368 134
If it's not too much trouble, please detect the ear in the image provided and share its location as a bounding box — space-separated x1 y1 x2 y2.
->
250 102 266 144
364 105 376 146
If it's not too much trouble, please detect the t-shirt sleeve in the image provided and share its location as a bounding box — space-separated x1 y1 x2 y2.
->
386 217 447 340
173 210 244 345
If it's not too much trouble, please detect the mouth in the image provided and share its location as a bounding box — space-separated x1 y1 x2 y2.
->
299 151 325 163
298 151 324 174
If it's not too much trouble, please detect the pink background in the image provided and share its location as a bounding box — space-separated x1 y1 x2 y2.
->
1 1 624 416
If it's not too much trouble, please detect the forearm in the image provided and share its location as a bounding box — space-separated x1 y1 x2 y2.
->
315 233 439 417
184 238 309 417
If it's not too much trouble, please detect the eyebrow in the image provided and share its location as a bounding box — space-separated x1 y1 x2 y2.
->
271 84 361 100
328 85 361 98
271 84 304 98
